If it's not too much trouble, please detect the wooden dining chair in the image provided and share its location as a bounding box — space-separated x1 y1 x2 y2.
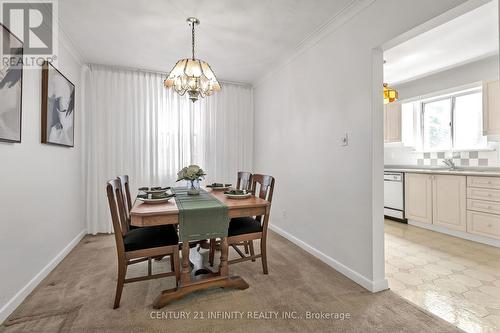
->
236 171 252 191
209 174 275 274
236 172 253 254
117 175 133 225
209 171 253 265
106 179 180 309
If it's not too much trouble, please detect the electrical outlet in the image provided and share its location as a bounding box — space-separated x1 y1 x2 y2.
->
281 209 287 219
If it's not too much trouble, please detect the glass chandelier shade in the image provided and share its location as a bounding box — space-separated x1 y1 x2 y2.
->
164 17 221 102
383 83 398 104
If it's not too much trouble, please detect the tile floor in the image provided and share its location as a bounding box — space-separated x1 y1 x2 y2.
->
385 219 500 333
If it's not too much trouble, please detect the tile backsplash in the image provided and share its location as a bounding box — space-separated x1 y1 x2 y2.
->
384 143 500 167
417 151 490 167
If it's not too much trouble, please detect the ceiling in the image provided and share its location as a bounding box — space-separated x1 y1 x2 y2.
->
59 0 355 84
384 0 499 85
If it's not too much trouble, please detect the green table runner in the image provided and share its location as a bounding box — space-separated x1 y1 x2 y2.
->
172 187 229 241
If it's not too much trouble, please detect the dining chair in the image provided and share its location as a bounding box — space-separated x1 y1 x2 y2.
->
106 178 180 309
117 175 173 263
236 171 252 191
117 175 133 225
208 171 253 265
237 172 253 254
209 174 275 274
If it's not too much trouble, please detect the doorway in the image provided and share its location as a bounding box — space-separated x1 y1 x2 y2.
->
379 1 500 332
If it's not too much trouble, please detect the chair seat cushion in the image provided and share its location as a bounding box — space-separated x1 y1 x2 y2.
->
228 217 262 237
124 225 178 252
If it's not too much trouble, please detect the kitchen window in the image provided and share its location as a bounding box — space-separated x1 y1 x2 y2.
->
421 88 486 151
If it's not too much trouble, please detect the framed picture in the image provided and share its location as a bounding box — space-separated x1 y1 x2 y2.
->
0 23 23 143
41 61 75 147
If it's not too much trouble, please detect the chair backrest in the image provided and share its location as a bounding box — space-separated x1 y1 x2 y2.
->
118 175 132 220
236 172 252 191
250 174 275 203
250 174 275 226
106 179 130 249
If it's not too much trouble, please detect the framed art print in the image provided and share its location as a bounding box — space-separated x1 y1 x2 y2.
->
41 61 75 147
0 23 23 143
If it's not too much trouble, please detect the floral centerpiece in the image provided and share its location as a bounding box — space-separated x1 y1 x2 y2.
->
176 165 206 195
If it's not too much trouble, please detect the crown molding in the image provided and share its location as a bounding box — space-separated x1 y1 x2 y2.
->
85 63 252 87
253 0 376 88
58 30 85 66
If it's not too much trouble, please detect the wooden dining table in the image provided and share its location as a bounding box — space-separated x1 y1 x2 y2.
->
130 188 271 308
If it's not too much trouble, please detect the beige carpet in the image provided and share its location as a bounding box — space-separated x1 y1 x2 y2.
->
1 231 461 332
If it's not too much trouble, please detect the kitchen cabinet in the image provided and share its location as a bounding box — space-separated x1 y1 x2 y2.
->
432 175 466 231
467 211 500 240
467 176 500 240
402 171 500 244
468 175 500 189
384 102 401 143
483 79 500 135
405 173 433 224
405 173 466 229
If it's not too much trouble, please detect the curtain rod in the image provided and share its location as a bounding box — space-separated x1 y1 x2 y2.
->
87 63 252 87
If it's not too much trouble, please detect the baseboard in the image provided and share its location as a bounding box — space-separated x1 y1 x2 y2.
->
408 220 500 248
269 224 388 293
0 228 87 324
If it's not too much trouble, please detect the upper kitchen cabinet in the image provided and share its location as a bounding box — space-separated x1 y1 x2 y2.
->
483 79 500 135
384 102 402 143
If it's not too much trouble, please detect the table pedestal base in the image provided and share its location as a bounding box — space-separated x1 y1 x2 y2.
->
152 276 249 308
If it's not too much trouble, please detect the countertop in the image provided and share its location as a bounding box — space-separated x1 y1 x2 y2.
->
384 165 500 177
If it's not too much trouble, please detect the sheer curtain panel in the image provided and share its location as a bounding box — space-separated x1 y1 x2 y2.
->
83 65 253 234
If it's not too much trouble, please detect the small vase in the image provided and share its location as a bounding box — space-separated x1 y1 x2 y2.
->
187 179 200 195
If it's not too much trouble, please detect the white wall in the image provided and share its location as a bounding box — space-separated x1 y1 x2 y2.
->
253 0 470 291
395 55 499 100
0 29 85 322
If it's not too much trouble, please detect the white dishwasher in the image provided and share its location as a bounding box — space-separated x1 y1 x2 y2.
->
384 172 406 222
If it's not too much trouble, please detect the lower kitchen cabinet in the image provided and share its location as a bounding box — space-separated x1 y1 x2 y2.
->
467 211 500 240
405 173 433 224
405 173 466 230
432 175 466 231
402 171 500 245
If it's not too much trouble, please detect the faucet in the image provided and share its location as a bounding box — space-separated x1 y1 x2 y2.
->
443 158 456 169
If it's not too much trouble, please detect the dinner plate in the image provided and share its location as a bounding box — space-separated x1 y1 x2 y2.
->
137 196 174 204
137 194 175 204
224 193 252 199
207 184 231 191
139 187 171 195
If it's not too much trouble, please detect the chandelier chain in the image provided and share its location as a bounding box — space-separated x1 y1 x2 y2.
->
191 21 195 60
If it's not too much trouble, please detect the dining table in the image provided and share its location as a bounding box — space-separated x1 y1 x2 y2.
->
130 187 271 308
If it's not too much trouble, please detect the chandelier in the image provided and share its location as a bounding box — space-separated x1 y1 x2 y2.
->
163 17 221 102
383 83 398 104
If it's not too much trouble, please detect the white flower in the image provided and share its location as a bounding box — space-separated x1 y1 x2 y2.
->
176 165 205 181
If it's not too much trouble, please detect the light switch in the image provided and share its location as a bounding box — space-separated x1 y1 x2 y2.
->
340 133 349 146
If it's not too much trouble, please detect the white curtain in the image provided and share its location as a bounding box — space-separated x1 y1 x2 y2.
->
82 64 253 234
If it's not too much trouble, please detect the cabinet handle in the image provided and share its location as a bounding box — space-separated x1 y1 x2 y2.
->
488 224 493 228
489 181 493 184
